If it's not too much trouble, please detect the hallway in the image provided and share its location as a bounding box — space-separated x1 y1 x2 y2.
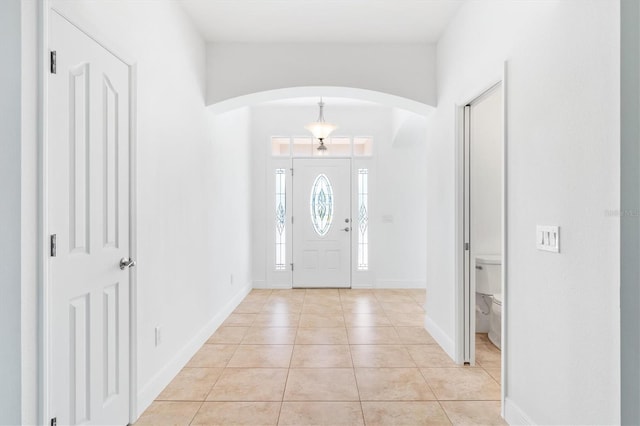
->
135 289 504 425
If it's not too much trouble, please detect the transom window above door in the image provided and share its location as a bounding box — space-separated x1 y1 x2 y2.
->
271 136 373 157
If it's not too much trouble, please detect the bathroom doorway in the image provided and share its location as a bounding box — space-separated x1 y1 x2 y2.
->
459 81 505 374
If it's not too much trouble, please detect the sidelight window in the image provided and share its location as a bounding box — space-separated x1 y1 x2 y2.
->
357 169 369 270
275 169 286 270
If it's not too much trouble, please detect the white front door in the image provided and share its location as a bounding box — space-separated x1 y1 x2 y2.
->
48 11 132 425
292 159 351 288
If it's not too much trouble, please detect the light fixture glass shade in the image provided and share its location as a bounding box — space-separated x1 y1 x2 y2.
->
305 121 337 140
305 99 337 141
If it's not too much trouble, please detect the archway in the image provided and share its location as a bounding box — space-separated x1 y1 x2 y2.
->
206 86 435 117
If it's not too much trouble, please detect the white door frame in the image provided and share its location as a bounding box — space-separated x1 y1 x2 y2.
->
454 63 508 411
266 154 371 290
38 4 139 424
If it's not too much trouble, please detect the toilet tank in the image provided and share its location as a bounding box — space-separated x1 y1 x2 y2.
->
475 255 502 295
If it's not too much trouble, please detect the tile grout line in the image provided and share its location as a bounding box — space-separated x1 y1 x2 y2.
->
417 361 441 403
435 400 455 426
190 321 248 419
276 296 302 426
342 297 367 426
187 401 205 426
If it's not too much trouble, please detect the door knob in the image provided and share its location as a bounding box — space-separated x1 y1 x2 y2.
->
342 227 351 232
120 257 136 270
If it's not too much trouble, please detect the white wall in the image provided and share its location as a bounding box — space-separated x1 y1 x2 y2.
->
377 112 429 289
0 0 23 423
206 43 436 107
426 1 620 424
250 103 427 289
37 1 252 420
621 0 640 423
207 107 253 300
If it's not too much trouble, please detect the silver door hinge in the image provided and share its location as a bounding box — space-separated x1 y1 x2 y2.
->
291 216 294 224
465 242 470 251
290 168 293 176
50 234 57 257
290 263 294 272
50 51 57 74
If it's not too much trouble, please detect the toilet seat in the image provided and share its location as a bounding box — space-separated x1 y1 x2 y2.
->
488 293 502 350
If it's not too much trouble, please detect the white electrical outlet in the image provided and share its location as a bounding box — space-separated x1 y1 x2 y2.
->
536 225 560 253
155 326 162 347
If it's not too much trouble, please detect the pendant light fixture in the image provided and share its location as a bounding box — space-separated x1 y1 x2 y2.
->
305 98 337 152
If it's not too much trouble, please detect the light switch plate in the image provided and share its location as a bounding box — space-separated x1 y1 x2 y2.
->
537 225 560 253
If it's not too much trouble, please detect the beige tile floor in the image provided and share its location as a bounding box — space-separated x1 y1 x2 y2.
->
136 289 505 426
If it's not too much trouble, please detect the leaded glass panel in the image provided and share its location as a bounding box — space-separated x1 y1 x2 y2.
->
275 169 286 270
310 174 334 236
358 169 369 270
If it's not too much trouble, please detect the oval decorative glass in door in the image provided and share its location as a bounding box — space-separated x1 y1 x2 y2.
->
310 174 334 236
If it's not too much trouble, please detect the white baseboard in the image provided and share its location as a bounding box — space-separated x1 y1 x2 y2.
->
256 281 426 290
424 314 456 361
376 280 426 289
351 283 374 289
254 280 293 289
504 397 535 425
268 284 294 289
252 280 267 288
135 283 251 419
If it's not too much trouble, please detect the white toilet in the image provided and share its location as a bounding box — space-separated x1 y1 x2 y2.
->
488 293 502 349
475 254 502 350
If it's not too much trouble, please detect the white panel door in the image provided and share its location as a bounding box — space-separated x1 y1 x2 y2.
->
292 159 351 288
48 11 131 425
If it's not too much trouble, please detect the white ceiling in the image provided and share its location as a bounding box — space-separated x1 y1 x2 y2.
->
179 0 464 43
